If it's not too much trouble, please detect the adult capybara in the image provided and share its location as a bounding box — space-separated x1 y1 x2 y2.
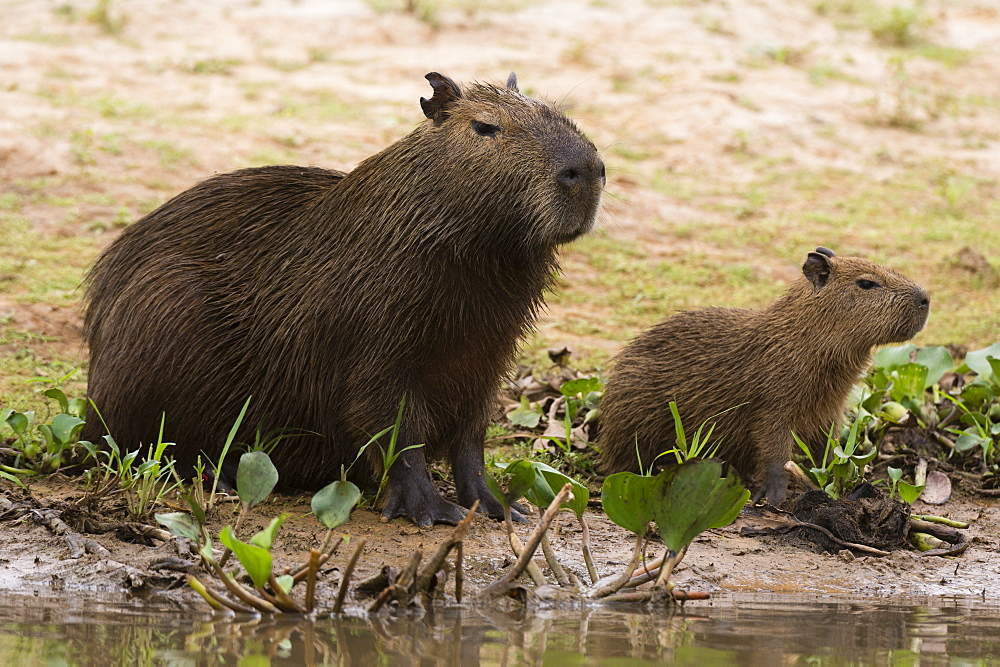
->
82 72 605 525
598 248 929 504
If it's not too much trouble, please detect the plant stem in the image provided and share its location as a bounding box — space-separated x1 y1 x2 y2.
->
333 537 366 614
479 483 573 598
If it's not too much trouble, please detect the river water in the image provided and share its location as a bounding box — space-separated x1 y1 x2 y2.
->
2 592 998 665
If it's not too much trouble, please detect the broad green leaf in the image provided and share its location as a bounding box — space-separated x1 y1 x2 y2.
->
50 414 85 445
874 344 916 372
43 388 69 414
966 344 1000 382
601 471 656 535
497 459 540 505
509 397 542 429
897 481 925 505
953 432 985 454
887 467 902 483
523 462 588 517
959 381 995 410
646 460 748 553
249 513 291 550
67 398 88 418
155 512 202 542
890 363 928 402
311 480 361 529
914 346 954 388
220 525 272 589
560 377 602 397
5 412 28 436
37 424 56 449
236 451 279 508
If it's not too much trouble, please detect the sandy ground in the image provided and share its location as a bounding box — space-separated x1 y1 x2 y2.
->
2 0 1000 606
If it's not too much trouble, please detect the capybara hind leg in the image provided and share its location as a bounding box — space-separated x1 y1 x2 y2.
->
381 447 467 526
450 433 526 522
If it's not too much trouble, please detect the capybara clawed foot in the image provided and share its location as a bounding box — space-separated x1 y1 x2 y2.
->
381 482 469 527
457 476 527 523
751 466 789 507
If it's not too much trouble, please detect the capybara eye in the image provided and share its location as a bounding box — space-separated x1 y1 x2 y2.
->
856 279 880 289
471 120 501 137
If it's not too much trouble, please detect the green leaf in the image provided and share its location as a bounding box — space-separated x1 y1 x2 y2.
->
897 481 925 505
311 480 361 529
67 398 88 418
601 471 656 535
953 432 986 454
220 525 272 589
887 467 902 483
645 460 749 553
523 462 589 518
275 574 295 594
0 470 27 489
486 473 506 506
560 377 602 397
236 451 279 508
509 396 542 429
155 512 202 542
37 424 56 449
914 346 954 388
496 459 540 505
874 344 917 372
5 412 28 436
966 344 1000 382
890 363 928 402
43 388 69 414
249 513 291 550
50 414 85 446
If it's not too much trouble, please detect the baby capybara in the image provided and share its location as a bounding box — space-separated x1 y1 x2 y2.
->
82 72 605 525
598 248 929 504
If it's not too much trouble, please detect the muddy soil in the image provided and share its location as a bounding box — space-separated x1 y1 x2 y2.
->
2 476 998 608
3 0 1000 607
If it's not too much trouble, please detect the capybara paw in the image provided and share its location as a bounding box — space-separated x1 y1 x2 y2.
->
752 467 789 506
381 486 467 527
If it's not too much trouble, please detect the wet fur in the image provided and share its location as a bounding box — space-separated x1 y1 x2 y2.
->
597 250 929 504
83 73 605 525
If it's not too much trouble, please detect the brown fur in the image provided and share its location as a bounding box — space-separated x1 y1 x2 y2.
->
597 248 929 504
82 72 605 526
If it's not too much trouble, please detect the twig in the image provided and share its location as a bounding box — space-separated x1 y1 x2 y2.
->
930 431 956 450
789 520 891 557
208 559 279 613
455 543 465 603
909 518 962 543
267 574 306 613
978 488 1000 497
305 548 320 613
480 483 574 599
334 537 366 614
508 531 547 586
539 509 571 586
414 501 478 595
784 460 819 491
578 514 597 585
188 575 254 614
291 535 344 583
588 533 644 599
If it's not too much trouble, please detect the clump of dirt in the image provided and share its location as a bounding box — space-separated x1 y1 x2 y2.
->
788 485 910 552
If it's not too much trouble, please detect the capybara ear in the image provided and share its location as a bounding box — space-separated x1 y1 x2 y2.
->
814 246 836 258
506 72 519 92
803 250 833 291
420 72 463 125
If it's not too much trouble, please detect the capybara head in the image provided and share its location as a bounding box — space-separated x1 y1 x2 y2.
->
795 246 929 348
374 72 606 248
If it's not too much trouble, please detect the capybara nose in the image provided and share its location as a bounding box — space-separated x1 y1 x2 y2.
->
915 288 930 309
558 156 605 188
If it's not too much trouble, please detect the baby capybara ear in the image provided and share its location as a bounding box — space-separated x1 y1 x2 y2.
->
506 72 519 92
420 72 463 125
803 248 834 291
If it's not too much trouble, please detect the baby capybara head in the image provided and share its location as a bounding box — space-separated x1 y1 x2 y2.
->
795 246 930 348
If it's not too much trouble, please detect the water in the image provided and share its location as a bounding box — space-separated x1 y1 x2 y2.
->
1 592 998 665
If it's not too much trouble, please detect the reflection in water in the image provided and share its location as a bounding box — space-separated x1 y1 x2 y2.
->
1 592 999 665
